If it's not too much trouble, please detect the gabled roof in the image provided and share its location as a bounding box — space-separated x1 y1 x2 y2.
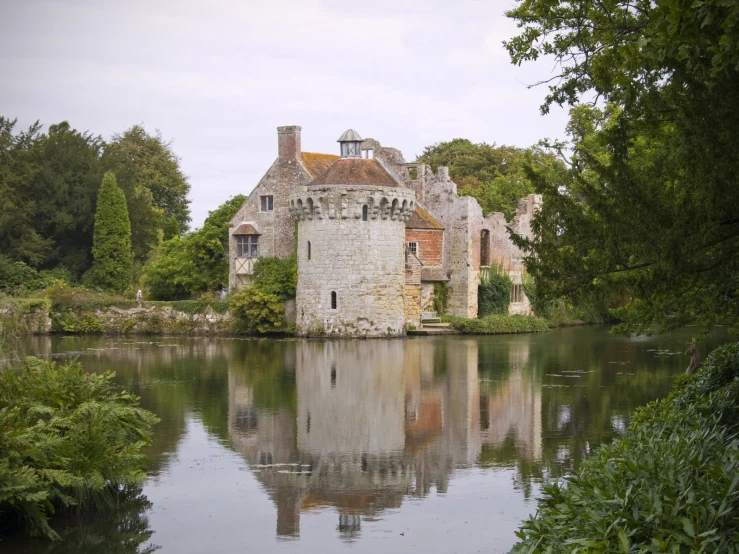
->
233 223 260 235
406 205 444 230
309 158 398 187
301 152 340 178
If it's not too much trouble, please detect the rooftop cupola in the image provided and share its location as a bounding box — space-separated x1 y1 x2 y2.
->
337 129 363 158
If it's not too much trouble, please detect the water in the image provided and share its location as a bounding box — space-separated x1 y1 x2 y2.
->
3 326 731 553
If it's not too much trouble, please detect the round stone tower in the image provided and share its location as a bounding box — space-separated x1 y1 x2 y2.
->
289 129 415 337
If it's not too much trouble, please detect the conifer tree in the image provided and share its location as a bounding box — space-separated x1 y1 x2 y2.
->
87 172 133 292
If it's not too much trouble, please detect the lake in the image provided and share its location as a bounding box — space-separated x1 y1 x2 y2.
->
3 326 730 554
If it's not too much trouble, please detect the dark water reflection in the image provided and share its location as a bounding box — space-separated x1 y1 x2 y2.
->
2 327 731 553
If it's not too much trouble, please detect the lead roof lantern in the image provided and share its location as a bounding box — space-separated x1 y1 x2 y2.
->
337 129 363 158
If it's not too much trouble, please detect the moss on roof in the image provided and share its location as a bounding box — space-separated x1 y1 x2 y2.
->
406 205 444 230
301 152 340 178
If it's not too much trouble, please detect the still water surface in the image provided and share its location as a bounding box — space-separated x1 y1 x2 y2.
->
4 326 730 554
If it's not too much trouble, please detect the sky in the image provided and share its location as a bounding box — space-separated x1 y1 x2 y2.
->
0 0 570 228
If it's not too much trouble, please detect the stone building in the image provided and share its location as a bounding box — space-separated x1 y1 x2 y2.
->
229 126 541 336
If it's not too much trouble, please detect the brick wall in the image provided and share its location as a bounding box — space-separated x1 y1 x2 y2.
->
405 229 443 267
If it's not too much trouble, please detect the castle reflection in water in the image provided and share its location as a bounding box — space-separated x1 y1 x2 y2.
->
227 339 541 539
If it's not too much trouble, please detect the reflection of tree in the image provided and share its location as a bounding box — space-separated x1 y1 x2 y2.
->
13 487 158 554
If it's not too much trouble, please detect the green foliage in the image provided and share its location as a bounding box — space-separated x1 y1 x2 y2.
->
252 256 297 301
417 139 563 219
29 122 103 277
511 342 739 552
142 195 246 300
448 314 548 334
229 287 286 334
101 125 191 261
0 255 74 295
431 282 449 314
85 173 133 293
478 265 512 317
505 1 739 334
0 357 159 540
0 118 51 266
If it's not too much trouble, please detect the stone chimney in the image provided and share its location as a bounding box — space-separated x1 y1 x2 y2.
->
277 126 301 160
438 166 449 181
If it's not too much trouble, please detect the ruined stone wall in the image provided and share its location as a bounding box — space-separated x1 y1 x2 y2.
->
405 229 443 267
482 194 542 315
482 194 542 274
290 185 415 337
422 166 480 318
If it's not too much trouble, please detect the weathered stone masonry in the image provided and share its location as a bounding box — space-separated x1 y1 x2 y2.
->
289 184 415 337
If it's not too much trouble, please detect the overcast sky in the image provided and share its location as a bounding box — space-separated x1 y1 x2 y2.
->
1 0 569 228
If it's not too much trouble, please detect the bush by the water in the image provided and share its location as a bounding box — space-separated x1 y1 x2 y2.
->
0 358 159 540
478 267 512 317
512 341 739 553
229 256 297 334
449 314 549 334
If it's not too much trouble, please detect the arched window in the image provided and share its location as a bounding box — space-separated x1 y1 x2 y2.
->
307 240 311 260
362 205 368 221
331 291 337 309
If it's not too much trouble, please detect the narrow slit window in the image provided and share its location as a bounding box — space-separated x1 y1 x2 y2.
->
307 241 311 260
331 364 336 388
362 205 368 221
331 291 337 309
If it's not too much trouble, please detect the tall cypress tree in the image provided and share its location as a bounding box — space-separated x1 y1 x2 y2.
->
87 172 133 292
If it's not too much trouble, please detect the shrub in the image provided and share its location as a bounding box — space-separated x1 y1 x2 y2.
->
230 287 286 334
449 314 549 334
511 341 739 553
478 266 512 317
431 282 450 314
86 173 133 293
252 257 297 300
0 357 158 540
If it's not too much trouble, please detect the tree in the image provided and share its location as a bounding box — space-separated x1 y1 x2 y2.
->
102 125 191 262
417 139 562 218
0 118 50 266
86 172 133 292
142 195 246 300
30 121 103 277
505 0 739 334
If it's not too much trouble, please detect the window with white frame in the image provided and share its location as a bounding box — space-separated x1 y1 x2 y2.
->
236 235 259 258
260 195 274 212
407 241 418 257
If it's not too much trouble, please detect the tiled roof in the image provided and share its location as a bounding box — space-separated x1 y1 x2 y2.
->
406 205 444 230
301 152 340 178
233 223 260 235
421 267 448 282
309 158 398 187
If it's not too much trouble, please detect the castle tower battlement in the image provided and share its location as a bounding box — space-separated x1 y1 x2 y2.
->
289 186 415 222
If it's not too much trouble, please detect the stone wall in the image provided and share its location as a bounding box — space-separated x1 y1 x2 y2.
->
422 166 481 318
290 185 415 337
2 302 232 335
404 285 421 327
228 126 314 290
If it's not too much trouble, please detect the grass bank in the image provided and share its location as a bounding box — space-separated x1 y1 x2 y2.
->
445 314 549 335
511 341 739 552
